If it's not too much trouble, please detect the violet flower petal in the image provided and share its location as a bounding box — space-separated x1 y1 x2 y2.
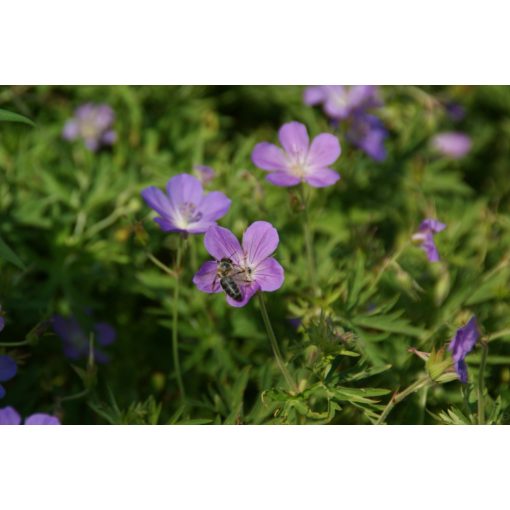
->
304 168 340 188
25 413 60 425
242 221 279 267
192 261 222 293
432 132 472 159
204 225 243 263
0 355 17 382
303 86 327 105
198 191 232 221
265 172 301 187
252 257 284 292
225 281 261 308
141 186 176 219
307 133 341 169
166 173 203 207
448 317 479 383
278 122 309 160
95 322 116 347
251 142 288 172
0 406 22 425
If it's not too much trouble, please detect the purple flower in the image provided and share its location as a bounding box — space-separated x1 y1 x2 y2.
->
346 113 388 162
444 102 466 122
0 406 60 425
431 132 472 159
141 173 231 234
0 355 17 399
63 103 116 152
193 165 215 185
53 314 116 363
448 316 479 383
193 221 284 307
412 219 446 262
251 121 341 188
304 86 381 120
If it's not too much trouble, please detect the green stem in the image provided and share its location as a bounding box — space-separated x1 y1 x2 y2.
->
146 252 177 278
0 339 31 347
172 238 186 400
376 377 430 425
258 294 297 393
299 184 317 290
478 339 488 425
58 387 90 404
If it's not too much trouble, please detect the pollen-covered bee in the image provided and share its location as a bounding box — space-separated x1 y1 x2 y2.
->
216 257 243 302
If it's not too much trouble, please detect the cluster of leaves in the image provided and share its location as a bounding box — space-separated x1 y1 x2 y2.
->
1 85 509 424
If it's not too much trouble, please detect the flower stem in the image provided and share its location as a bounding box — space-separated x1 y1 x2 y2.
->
299 184 317 290
172 238 186 400
478 339 488 425
146 252 177 277
376 377 430 425
258 293 297 393
0 339 31 347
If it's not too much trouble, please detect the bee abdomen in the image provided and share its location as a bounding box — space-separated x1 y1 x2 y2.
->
220 277 243 302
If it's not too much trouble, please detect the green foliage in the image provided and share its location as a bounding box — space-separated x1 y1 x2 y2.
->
1 85 510 424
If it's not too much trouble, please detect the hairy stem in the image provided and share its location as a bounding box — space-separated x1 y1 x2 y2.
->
258 294 297 393
376 377 430 425
172 238 186 400
299 184 317 290
478 339 488 425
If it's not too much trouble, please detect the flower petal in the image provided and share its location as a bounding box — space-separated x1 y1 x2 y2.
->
242 221 279 267
62 120 79 140
0 406 22 425
420 233 440 262
303 86 326 105
95 322 116 346
25 413 60 425
251 142 288 171
266 172 301 187
419 219 446 233
193 261 222 293
307 133 341 169
204 225 243 263
226 281 260 308
141 186 175 218
304 168 340 188
199 191 231 221
166 173 203 207
278 122 309 160
253 257 284 291
0 355 17 382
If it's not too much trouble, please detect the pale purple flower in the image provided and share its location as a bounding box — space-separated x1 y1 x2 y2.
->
193 221 284 308
432 132 472 159
63 103 116 152
346 113 388 162
193 165 215 185
448 316 479 383
141 173 231 234
0 355 17 399
412 219 446 262
251 122 341 188
0 406 60 425
304 86 381 120
53 314 116 363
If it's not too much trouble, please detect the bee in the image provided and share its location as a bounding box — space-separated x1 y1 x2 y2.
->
216 257 243 302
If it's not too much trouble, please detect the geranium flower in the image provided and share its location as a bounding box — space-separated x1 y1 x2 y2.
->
0 355 17 399
0 406 60 425
412 219 446 262
193 221 284 307
431 132 472 159
53 314 116 363
448 316 479 383
346 113 388 162
251 121 341 188
63 103 116 151
141 173 231 234
304 85 381 120
193 165 215 185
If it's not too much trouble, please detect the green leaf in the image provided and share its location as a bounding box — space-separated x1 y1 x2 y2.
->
0 235 26 270
0 108 35 126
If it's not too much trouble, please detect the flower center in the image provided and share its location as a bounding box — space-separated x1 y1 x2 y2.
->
178 202 203 226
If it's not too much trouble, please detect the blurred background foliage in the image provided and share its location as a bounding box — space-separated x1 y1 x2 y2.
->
0 85 509 424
